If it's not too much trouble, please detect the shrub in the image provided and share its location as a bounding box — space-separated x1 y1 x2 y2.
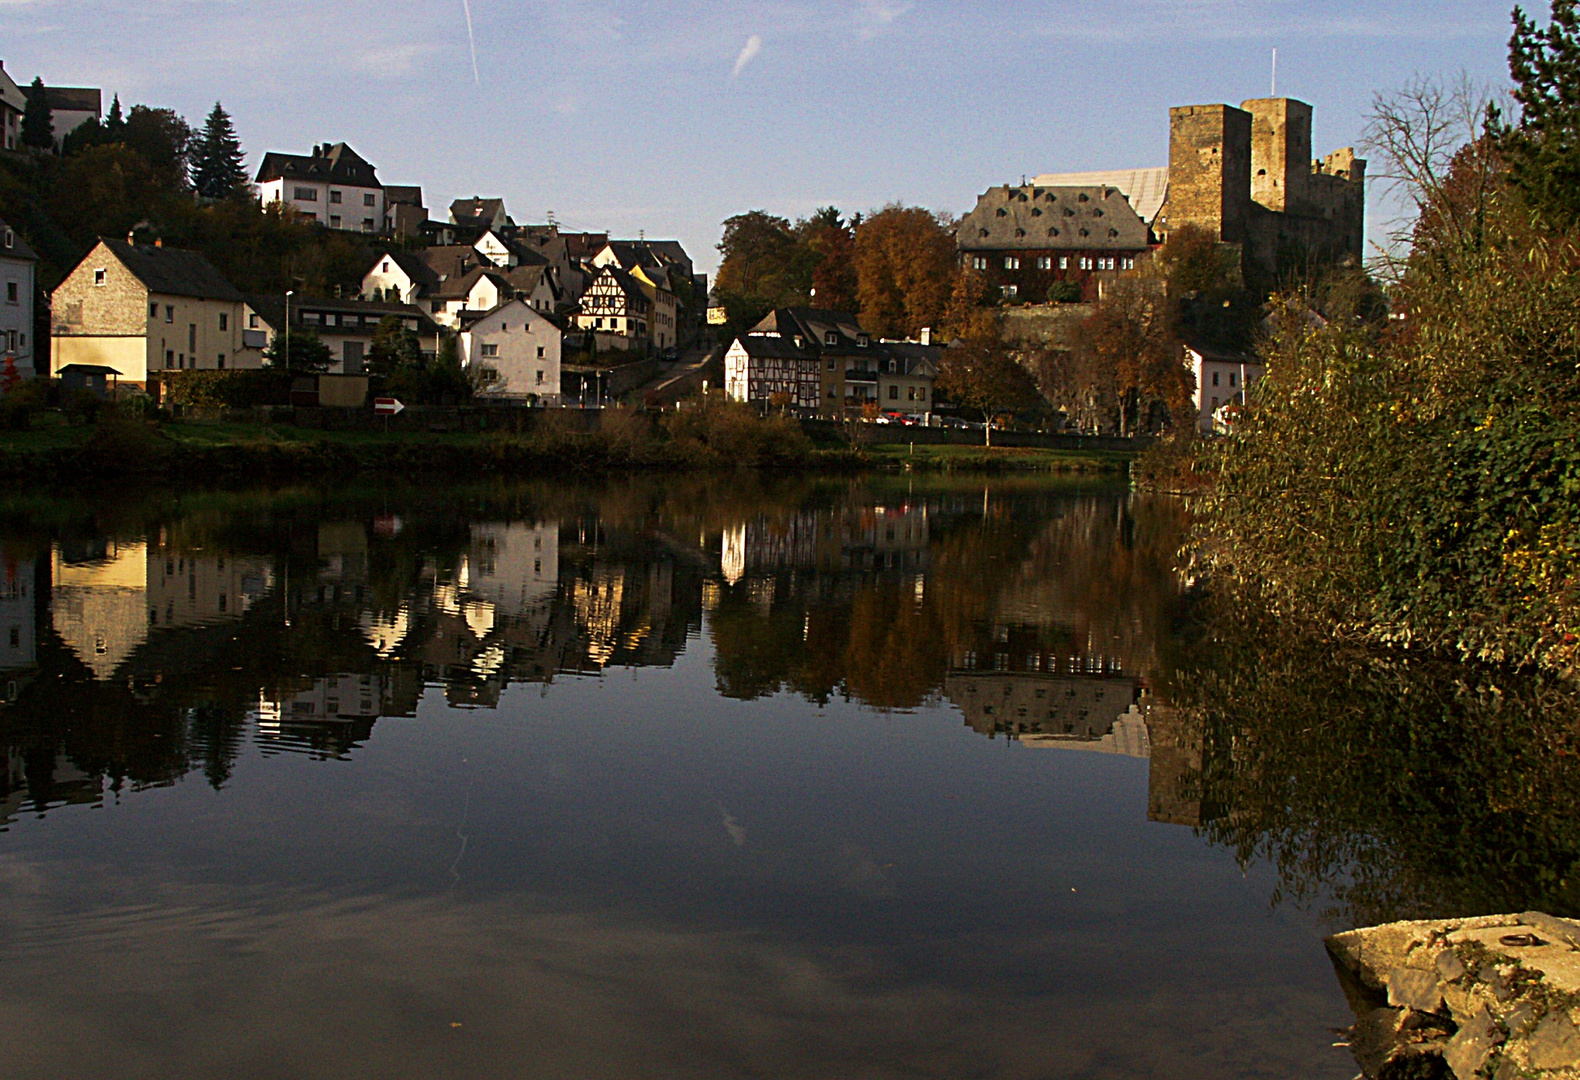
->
159 369 292 408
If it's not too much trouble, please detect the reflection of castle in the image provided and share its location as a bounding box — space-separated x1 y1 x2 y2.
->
946 668 1142 750
51 542 273 680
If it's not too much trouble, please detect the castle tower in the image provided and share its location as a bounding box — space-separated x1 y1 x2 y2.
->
1242 97 1313 216
1164 104 1253 245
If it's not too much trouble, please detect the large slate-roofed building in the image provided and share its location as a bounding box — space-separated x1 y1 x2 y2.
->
257 143 385 234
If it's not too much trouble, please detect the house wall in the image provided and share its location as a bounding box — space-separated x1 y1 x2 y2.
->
0 247 35 377
260 178 384 233
460 303 562 403
1190 353 1264 432
362 257 419 303
878 373 935 415
53 337 148 382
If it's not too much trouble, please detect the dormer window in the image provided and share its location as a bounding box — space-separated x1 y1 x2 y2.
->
1077 193 1090 202
2 230 11 249
824 331 839 346
1092 208 1104 218
995 208 1007 218
1014 228 1026 238
1031 208 1042 217
857 334 870 348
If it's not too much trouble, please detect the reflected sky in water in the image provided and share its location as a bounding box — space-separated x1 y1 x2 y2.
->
0 477 1357 1079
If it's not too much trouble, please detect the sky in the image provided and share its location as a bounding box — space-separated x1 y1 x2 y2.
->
0 0 1518 276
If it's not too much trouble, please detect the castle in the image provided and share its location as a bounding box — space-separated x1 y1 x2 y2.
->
1155 98 1366 283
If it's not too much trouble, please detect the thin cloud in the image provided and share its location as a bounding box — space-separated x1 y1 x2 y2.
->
854 0 913 39
352 44 431 79
732 34 763 78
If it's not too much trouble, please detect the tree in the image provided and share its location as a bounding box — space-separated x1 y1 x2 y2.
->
106 94 124 137
935 331 1043 446
366 315 423 378
852 205 955 339
1505 1 1580 226
190 102 249 200
802 207 858 312
713 210 810 330
263 327 332 372
122 105 193 188
1071 278 1189 436
21 77 54 151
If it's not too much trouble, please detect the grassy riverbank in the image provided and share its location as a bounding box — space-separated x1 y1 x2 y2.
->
0 412 1134 480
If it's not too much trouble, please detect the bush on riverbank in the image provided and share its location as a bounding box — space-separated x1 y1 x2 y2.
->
1193 54 1580 676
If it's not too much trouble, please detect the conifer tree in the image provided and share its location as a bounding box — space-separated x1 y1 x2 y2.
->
190 102 249 199
106 94 124 137
20 77 54 151
1506 1 1580 224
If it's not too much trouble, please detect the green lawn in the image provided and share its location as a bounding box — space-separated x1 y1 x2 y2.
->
863 442 1133 472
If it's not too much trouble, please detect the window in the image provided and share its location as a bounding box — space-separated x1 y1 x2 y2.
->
364 193 376 207
93 268 107 287
362 219 374 232
329 190 343 204
857 334 870 348
918 386 927 400
536 346 545 359
1211 397 1219 408
1004 284 1019 298
150 302 159 318
249 313 260 329
536 370 545 384
1229 372 1237 387
294 187 318 202
166 306 174 323
1212 372 1219 387
2 229 11 249
219 313 228 331
1036 256 1052 271
329 215 342 229
889 386 898 400
189 324 197 351
1079 257 1094 271
1004 256 1021 270
5 282 14 303
907 387 916 401
1121 256 1136 270
824 330 839 346
381 261 390 273
972 256 987 271
217 354 225 370
481 343 499 357
166 349 175 367
1059 257 1069 270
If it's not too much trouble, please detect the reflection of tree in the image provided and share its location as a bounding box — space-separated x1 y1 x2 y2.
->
1157 597 1580 925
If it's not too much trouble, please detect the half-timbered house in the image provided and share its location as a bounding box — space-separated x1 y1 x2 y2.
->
573 267 650 352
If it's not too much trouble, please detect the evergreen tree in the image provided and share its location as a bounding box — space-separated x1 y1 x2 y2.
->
1506 1 1580 224
20 77 54 151
190 102 249 199
106 94 125 137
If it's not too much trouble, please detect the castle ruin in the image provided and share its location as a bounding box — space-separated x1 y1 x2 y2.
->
1155 97 1366 284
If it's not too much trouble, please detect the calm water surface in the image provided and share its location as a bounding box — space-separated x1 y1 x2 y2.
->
1 475 1567 1078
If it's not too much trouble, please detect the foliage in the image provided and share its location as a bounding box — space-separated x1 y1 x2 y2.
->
366 315 423 378
1047 280 1083 304
1068 279 1192 436
660 398 812 466
263 327 332 373
935 328 1043 441
382 332 473 405
712 210 810 330
158 369 291 408
852 204 956 339
20 77 53 151
190 102 249 200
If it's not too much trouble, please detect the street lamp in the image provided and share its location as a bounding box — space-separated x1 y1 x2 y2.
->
284 290 294 370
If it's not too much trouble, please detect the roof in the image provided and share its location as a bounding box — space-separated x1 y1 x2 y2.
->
419 244 487 284
460 296 561 329
957 184 1151 253
436 265 513 302
245 294 434 333
1031 168 1170 225
0 217 38 262
450 197 507 228
733 333 820 361
22 85 101 114
1182 334 1260 364
57 364 121 376
256 143 380 188
592 265 649 305
751 308 867 350
384 185 424 208
99 239 243 302
882 341 944 376
502 263 555 297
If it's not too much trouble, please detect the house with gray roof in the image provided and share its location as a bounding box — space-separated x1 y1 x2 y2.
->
51 239 249 390
957 184 1153 303
20 81 102 150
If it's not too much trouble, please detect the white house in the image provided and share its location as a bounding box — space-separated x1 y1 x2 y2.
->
459 299 562 404
362 250 438 305
26 84 101 149
1186 340 1263 433
256 143 384 234
0 217 37 379
574 267 650 352
0 63 25 152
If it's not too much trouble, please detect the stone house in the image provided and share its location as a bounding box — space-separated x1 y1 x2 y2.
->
257 143 385 234
51 239 246 390
957 184 1152 303
458 299 562 404
0 217 37 378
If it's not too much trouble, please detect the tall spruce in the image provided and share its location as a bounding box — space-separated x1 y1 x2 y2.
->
20 77 54 151
106 94 124 137
190 102 248 199
1507 1 1580 224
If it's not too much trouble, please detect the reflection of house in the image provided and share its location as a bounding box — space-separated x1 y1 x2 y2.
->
945 669 1141 746
53 542 272 680
466 522 559 616
52 542 149 680
256 674 399 760
720 503 931 580
0 550 35 672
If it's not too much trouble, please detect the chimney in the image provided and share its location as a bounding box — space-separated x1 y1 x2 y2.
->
920 327 931 346
154 238 163 248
